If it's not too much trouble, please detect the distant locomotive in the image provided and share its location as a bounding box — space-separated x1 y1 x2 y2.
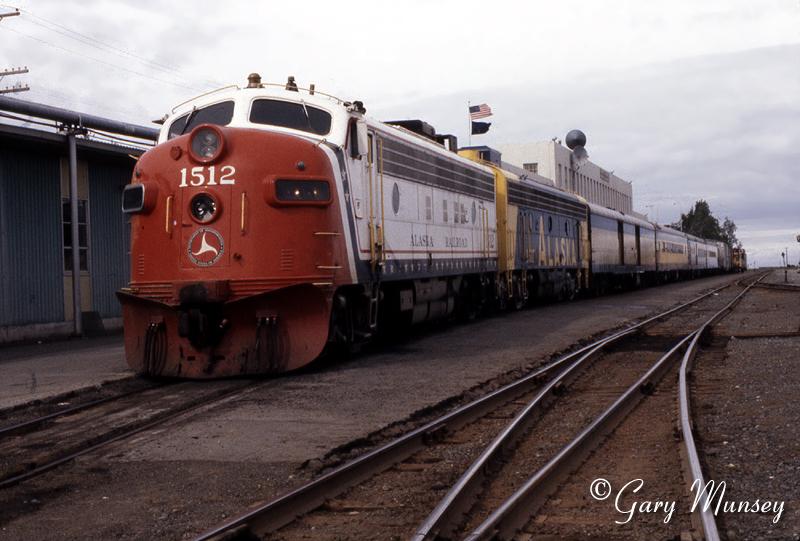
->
119 75 737 378
732 247 748 272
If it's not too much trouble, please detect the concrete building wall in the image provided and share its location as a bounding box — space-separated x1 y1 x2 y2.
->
496 141 634 214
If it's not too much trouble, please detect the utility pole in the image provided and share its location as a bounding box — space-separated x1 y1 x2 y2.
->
0 9 29 94
0 67 30 94
785 246 789 283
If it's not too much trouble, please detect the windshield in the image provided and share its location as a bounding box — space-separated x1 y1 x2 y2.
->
167 100 235 139
249 99 331 135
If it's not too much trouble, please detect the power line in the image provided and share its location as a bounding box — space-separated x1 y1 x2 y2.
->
1 24 207 92
7 6 224 89
27 84 148 121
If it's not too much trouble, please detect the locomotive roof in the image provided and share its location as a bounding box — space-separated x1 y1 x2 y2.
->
656 224 721 246
588 202 655 229
370 121 495 177
159 83 356 145
160 83 495 178
169 83 348 116
474 158 590 213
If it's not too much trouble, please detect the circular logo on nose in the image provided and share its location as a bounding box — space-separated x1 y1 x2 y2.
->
187 227 224 266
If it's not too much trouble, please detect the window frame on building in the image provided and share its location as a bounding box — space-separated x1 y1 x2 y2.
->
61 197 90 273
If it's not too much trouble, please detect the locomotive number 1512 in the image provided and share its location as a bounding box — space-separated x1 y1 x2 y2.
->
179 165 236 187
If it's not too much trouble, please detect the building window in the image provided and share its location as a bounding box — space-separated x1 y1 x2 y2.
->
425 195 432 221
442 199 448 223
523 162 538 174
62 198 89 272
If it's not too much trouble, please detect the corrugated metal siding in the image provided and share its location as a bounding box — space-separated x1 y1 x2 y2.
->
88 160 132 318
0 147 64 326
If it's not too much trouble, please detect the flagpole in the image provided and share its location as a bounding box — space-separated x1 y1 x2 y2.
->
467 100 471 146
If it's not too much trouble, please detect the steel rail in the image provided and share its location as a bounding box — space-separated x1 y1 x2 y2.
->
465 273 767 541
677 271 767 541
0 383 167 440
0 381 259 489
193 277 741 541
411 332 634 540
753 281 800 292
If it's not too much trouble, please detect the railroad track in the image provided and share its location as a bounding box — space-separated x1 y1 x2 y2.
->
193 272 765 541
0 379 260 489
449 276 766 541
753 280 800 292
0 380 166 439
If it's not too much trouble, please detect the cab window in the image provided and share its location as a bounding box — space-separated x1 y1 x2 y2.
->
168 101 235 139
249 99 331 135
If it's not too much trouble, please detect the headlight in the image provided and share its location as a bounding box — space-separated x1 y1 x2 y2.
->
189 125 224 163
190 193 218 223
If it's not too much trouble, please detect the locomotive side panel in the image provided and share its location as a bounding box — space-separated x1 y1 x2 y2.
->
639 225 657 272
706 241 720 271
357 132 497 280
622 222 638 268
589 213 622 273
656 228 689 273
687 237 699 270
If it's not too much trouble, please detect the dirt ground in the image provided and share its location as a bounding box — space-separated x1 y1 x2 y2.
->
693 272 800 540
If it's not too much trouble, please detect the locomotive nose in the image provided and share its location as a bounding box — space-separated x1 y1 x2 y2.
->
121 123 345 378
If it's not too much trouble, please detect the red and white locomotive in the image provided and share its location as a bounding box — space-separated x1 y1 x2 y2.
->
120 75 735 378
120 75 502 377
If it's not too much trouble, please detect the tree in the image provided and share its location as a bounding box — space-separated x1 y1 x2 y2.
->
674 200 723 240
720 217 741 248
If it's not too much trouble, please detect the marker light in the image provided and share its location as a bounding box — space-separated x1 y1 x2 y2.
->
122 182 158 214
275 180 330 202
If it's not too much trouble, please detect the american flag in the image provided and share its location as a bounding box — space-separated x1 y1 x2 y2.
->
469 103 492 120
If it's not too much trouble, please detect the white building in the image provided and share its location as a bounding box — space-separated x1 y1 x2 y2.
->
496 141 634 215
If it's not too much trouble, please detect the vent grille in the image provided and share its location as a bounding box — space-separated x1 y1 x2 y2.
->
279 249 295 272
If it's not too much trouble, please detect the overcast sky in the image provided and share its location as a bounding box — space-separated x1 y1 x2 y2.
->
1 1 798 266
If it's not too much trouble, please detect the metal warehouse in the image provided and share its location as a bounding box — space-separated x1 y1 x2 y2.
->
0 122 143 343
